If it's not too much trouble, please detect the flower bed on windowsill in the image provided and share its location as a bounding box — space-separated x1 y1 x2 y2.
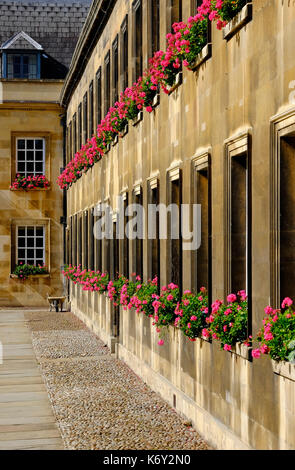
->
10 175 50 191
11 264 49 280
62 265 250 352
223 2 252 40
252 298 295 370
58 1 248 190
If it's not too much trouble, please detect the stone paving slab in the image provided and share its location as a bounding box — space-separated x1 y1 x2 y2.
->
0 310 63 450
25 310 211 450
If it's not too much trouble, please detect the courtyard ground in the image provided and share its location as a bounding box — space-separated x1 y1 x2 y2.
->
0 308 210 450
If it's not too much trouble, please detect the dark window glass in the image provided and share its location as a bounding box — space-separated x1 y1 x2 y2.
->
133 0 143 81
96 68 102 127
78 104 82 149
150 0 160 56
121 16 129 92
83 92 88 145
112 36 119 105
171 178 182 292
89 81 94 138
194 164 211 296
104 53 111 115
231 153 248 294
280 136 295 302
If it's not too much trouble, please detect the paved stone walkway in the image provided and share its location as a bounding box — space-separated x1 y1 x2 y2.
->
0 309 63 450
0 309 210 450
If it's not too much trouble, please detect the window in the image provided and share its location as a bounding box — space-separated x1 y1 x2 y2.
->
279 135 295 302
73 113 77 155
133 0 143 81
88 208 95 272
78 213 83 267
78 104 82 150
83 92 88 145
73 214 78 267
120 16 129 92
168 169 182 292
17 226 45 266
67 123 72 164
225 133 251 302
148 179 160 281
112 36 119 105
111 220 119 280
104 53 111 115
133 186 143 279
96 68 102 127
123 194 129 278
150 0 160 57
16 138 45 177
193 154 211 299
95 210 102 272
170 0 182 30
83 211 89 270
6 53 39 79
89 81 94 138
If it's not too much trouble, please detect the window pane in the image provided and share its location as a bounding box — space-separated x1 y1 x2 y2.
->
27 140 34 150
18 238 26 248
35 151 44 161
18 151 26 161
27 238 34 248
27 228 35 237
36 250 44 259
18 249 26 259
18 140 25 150
36 227 44 236
36 237 44 247
35 140 43 150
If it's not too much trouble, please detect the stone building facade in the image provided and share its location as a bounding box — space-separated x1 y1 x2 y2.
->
62 0 295 450
0 0 91 306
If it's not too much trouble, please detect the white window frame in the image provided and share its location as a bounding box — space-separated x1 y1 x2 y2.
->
16 225 45 266
16 137 46 177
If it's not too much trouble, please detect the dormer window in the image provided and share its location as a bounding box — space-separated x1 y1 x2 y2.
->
1 31 42 80
6 53 38 79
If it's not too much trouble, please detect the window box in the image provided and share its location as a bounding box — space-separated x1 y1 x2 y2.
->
190 43 212 71
10 186 50 192
10 273 50 279
132 111 143 126
272 360 295 382
223 3 252 40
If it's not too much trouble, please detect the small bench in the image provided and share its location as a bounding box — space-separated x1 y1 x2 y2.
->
47 296 66 312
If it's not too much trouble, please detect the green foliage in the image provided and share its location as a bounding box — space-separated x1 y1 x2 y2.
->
13 263 48 280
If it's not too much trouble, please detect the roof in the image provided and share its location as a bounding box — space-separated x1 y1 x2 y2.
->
61 0 117 106
1 31 43 50
0 0 92 68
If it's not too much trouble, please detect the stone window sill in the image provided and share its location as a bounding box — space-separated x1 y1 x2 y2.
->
190 43 212 71
167 72 182 95
10 274 50 279
231 342 250 360
223 3 252 41
152 92 160 109
10 187 50 192
132 111 143 126
112 135 119 146
272 360 295 382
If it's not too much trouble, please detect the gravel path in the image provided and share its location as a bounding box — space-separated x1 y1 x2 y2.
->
25 311 210 450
